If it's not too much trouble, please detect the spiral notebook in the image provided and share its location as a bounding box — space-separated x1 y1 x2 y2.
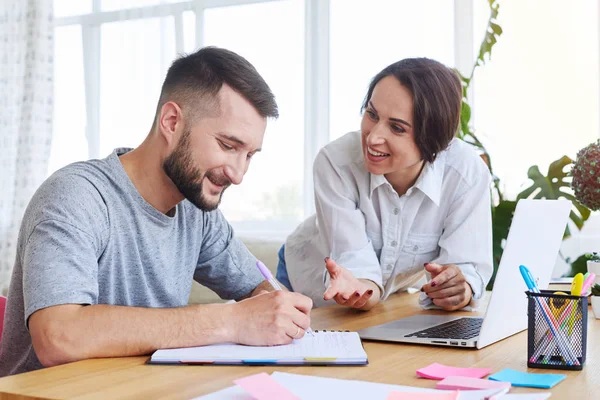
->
149 330 368 366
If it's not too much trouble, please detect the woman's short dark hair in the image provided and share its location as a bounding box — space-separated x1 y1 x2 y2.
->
361 58 462 163
155 46 278 124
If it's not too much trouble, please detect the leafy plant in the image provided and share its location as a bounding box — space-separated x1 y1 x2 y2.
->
591 283 600 297
587 252 600 262
564 252 600 277
486 156 590 288
518 156 590 234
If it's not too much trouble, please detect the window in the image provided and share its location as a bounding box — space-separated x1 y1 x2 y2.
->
53 0 92 17
51 0 308 238
49 25 88 173
329 0 455 140
473 0 600 198
203 0 305 226
57 1 597 239
99 17 177 155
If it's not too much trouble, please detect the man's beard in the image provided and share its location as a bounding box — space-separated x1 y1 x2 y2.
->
163 130 231 212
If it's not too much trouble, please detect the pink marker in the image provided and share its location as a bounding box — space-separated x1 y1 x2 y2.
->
581 273 596 295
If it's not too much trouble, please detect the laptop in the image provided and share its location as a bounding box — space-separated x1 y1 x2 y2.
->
357 199 571 349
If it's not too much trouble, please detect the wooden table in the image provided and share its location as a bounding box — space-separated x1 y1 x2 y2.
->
0 293 597 399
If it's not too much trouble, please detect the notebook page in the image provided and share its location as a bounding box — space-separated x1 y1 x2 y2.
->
152 331 366 361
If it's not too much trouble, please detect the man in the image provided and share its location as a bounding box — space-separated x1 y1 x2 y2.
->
0 46 312 376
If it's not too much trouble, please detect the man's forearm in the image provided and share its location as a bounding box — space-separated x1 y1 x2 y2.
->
31 302 235 367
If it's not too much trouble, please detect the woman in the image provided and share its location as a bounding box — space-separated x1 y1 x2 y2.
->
277 58 493 311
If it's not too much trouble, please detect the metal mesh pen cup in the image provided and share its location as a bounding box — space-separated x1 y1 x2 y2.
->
526 290 587 370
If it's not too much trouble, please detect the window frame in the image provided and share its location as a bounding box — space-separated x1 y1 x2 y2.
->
54 0 474 238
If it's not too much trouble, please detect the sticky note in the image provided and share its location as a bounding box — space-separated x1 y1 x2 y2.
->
488 368 566 389
234 372 300 400
387 391 459 400
416 363 492 380
436 376 511 391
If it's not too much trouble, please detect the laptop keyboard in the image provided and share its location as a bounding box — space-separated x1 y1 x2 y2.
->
404 317 483 340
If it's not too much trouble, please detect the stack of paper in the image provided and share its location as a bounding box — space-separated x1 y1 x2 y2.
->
196 372 541 400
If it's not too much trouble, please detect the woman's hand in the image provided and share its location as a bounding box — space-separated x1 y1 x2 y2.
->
421 262 473 310
322 257 381 310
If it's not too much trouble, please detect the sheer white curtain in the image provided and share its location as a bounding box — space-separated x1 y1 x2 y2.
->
0 0 54 294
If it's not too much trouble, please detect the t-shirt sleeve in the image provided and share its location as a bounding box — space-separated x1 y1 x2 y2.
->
23 220 100 322
20 173 108 324
194 210 263 300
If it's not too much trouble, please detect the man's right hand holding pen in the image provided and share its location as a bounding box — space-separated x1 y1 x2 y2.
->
225 260 313 347
229 290 313 346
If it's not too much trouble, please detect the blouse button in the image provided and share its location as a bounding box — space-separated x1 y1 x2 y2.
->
413 245 419 251
386 264 393 270
391 241 398 247
393 208 399 215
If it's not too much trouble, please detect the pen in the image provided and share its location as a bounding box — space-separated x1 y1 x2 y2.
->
256 260 315 337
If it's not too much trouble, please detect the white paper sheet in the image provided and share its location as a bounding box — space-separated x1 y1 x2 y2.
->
194 372 519 400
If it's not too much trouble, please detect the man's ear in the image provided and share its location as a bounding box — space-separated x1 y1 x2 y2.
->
157 101 184 147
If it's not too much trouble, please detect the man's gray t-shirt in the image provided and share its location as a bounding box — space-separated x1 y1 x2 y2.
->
0 149 263 376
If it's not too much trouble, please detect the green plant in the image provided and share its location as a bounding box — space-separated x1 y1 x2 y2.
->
565 252 600 277
587 252 600 262
591 283 600 297
487 156 590 286
456 0 591 288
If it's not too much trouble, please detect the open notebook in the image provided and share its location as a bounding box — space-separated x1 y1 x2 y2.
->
149 330 368 366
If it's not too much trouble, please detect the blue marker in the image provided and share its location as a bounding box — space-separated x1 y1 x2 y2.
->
519 265 539 293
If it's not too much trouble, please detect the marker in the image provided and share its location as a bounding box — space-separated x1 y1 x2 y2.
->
581 272 596 295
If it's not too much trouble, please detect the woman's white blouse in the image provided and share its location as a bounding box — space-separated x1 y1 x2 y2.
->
285 131 493 308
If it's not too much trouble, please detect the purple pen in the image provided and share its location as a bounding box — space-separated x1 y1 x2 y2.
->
256 260 282 291
256 260 314 337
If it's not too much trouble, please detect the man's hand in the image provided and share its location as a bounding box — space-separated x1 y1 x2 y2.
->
229 291 312 346
421 262 472 311
322 257 380 310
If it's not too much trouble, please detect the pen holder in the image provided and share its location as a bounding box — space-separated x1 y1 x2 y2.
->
526 290 587 370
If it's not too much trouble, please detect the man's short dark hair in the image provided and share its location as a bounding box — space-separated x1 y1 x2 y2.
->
361 58 462 163
155 46 278 124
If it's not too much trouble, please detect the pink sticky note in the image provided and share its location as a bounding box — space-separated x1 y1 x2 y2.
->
234 372 300 400
387 391 459 400
436 376 511 391
416 363 492 380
